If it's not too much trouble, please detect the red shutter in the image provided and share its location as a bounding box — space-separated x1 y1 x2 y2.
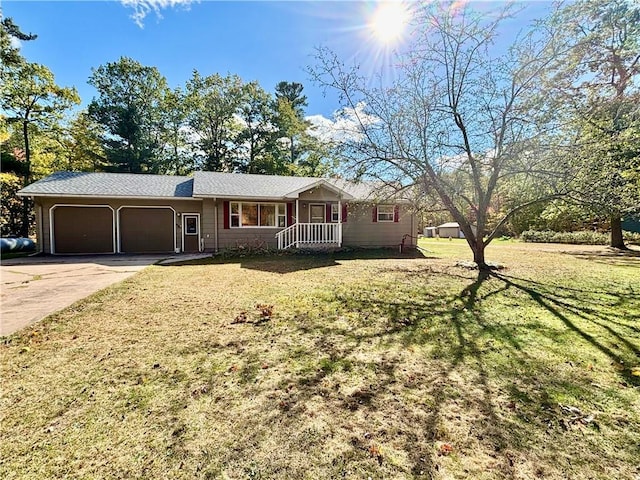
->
372 206 378 223
223 201 230 229
394 205 400 223
287 202 294 226
326 204 332 223
341 204 348 223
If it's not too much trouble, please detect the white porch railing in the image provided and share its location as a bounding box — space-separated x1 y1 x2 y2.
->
276 223 342 250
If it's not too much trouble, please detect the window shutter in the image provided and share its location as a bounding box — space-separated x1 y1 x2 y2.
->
223 201 230 229
341 204 347 223
394 205 400 223
372 206 378 223
326 204 332 223
287 202 294 226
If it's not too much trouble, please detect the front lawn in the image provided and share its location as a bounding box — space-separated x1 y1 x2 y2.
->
1 240 639 479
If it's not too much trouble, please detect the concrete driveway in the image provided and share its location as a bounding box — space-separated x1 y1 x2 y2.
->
0 255 168 336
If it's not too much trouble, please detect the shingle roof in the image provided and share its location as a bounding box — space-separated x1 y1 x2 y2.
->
18 171 194 198
192 171 321 198
192 172 400 202
19 171 410 203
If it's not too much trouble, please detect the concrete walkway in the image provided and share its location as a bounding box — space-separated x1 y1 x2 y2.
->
0 253 210 336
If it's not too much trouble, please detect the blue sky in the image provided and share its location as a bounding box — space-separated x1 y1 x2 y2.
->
4 1 553 119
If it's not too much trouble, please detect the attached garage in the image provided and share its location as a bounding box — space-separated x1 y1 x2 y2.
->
118 207 175 253
51 205 115 254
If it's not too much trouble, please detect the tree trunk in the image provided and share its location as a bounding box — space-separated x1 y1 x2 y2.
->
610 214 626 249
472 240 488 270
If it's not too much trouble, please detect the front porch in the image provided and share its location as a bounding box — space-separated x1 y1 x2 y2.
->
276 222 342 250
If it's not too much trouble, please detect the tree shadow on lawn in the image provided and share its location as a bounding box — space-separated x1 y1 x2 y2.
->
220 268 640 478
166 247 436 274
241 248 435 274
567 247 640 268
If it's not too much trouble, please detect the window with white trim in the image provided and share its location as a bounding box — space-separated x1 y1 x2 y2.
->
185 217 198 235
331 204 339 222
230 202 286 227
377 205 394 222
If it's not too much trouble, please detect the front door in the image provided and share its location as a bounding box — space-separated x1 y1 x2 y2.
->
182 214 200 252
309 204 325 223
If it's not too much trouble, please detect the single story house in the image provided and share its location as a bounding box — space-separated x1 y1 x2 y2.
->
18 171 417 255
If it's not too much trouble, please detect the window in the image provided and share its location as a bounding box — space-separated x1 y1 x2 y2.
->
277 206 286 227
242 203 258 226
185 217 197 235
377 205 394 222
331 204 339 222
230 202 240 227
230 202 287 228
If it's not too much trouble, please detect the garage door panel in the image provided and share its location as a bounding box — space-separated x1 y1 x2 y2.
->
119 208 174 253
53 207 114 254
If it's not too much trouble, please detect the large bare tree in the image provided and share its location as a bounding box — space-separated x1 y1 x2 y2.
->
311 3 568 269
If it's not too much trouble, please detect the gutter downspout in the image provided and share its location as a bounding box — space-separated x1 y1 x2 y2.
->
411 207 415 246
214 198 219 253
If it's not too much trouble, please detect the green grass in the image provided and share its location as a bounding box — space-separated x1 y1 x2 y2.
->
1 240 639 479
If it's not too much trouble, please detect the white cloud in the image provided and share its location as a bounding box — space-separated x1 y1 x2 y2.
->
120 0 198 28
9 36 21 50
307 102 379 144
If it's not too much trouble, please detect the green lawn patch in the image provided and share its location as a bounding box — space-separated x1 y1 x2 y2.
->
1 240 639 479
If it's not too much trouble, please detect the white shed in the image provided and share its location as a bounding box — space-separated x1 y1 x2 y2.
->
437 222 463 238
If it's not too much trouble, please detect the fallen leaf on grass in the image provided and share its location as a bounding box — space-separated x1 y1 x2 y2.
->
438 443 454 456
232 312 248 324
631 366 640 377
368 443 383 465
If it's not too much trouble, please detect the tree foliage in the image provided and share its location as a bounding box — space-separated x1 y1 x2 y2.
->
185 71 245 172
88 57 170 173
0 172 30 237
0 17 36 69
545 0 640 247
1 61 79 235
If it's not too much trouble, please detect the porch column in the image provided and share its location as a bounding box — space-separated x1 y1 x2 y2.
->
295 198 300 248
337 198 342 247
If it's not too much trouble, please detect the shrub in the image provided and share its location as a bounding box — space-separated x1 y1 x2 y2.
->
520 230 640 245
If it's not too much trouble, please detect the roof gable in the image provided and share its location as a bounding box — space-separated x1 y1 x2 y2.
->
192 171 320 199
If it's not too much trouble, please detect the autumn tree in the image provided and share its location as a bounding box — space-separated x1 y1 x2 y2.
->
311 3 567 269
59 111 107 172
545 0 640 248
0 17 38 236
1 62 79 235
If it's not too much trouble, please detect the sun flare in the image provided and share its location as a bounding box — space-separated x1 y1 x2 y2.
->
369 2 410 44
